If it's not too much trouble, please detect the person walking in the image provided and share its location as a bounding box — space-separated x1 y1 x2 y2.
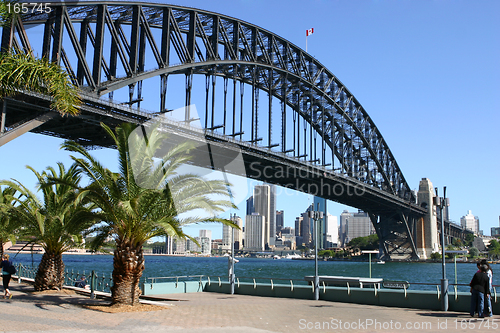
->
470 263 491 318
0 254 15 299
479 260 494 317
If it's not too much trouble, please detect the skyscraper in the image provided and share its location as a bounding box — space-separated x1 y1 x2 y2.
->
222 222 231 251
269 185 277 246
222 215 243 251
313 197 327 250
339 210 375 247
295 216 303 246
325 214 339 248
347 210 375 245
254 185 271 248
245 214 266 251
246 196 254 216
232 214 243 250
276 210 284 235
300 205 312 247
339 210 352 247
199 237 211 255
461 210 480 234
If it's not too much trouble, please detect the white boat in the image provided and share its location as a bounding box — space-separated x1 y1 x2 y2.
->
285 253 302 259
273 255 281 260
376 260 385 264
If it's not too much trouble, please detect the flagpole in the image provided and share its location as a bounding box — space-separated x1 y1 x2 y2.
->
305 28 313 53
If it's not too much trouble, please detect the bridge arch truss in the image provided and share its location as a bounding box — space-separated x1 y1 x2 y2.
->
1 1 426 258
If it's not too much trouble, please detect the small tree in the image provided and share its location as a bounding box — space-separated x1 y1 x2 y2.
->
430 252 442 261
1 163 100 290
464 233 475 247
468 247 479 258
487 240 500 260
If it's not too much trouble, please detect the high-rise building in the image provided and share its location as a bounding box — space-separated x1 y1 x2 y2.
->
173 238 186 254
339 210 352 247
245 214 266 251
313 197 327 250
164 236 174 254
199 237 211 255
269 185 277 246
339 210 375 247
493 216 500 237
325 214 339 248
246 196 254 216
199 229 212 240
222 222 231 251
461 210 480 234
222 215 243 251
254 185 271 248
300 205 312 247
276 210 284 235
295 216 303 246
198 230 212 255
280 227 296 250
186 237 200 253
231 214 243 250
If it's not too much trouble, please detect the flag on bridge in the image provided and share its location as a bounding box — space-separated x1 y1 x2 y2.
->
306 28 314 36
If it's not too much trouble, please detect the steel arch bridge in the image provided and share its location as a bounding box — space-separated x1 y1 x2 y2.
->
1 1 429 259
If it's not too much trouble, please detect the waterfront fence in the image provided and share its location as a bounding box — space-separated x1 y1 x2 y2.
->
12 263 500 314
13 263 145 295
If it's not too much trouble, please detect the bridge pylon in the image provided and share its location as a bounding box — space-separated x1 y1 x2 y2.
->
416 178 440 259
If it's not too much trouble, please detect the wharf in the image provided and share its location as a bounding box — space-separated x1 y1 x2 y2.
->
0 280 493 333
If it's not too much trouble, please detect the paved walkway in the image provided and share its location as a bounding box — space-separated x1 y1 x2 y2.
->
0 280 496 333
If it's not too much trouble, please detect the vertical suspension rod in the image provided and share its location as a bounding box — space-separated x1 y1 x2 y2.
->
268 69 272 148
160 74 168 112
255 85 259 142
232 75 236 136
211 73 216 130
239 81 244 141
281 82 286 153
205 75 210 129
185 72 193 121
223 77 228 131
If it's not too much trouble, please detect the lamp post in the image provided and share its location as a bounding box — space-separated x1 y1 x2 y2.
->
229 215 235 295
309 205 323 300
434 187 449 311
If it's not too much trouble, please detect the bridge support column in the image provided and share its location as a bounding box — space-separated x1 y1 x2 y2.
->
417 178 439 259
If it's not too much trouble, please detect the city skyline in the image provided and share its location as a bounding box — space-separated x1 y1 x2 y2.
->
1 1 498 241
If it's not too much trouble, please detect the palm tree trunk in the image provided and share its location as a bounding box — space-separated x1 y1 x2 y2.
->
110 239 145 305
34 252 65 291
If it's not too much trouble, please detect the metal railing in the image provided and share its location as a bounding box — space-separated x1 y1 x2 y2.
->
13 264 499 304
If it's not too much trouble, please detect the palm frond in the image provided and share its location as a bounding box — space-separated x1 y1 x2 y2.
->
0 49 80 115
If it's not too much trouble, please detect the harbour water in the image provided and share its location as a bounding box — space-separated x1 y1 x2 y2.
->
11 253 497 292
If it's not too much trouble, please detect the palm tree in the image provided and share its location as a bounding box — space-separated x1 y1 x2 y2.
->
0 0 80 116
0 163 101 290
63 122 238 305
0 185 20 258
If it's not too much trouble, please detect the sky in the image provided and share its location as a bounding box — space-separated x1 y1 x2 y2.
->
1 0 499 240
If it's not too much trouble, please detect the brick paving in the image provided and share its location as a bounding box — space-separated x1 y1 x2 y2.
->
0 280 496 333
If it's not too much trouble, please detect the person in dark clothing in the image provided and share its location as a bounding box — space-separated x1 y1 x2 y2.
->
478 260 494 317
0 254 14 299
74 276 86 288
470 264 491 317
